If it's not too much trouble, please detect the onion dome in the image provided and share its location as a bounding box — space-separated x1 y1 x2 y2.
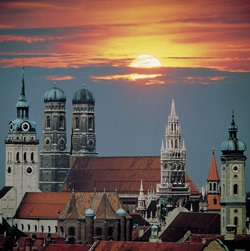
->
221 113 246 153
116 207 126 217
85 207 94 217
44 85 66 102
72 88 95 104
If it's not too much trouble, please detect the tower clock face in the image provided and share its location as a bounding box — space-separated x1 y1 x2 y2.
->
25 166 34 175
21 122 30 131
232 165 240 173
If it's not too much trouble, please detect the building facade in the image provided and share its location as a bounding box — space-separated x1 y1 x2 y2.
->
39 84 70 192
157 98 190 207
70 88 97 157
220 113 247 235
5 67 40 208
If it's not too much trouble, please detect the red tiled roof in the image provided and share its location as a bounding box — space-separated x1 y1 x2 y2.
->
207 153 220 181
15 192 72 219
15 191 128 220
62 156 200 195
94 241 204 251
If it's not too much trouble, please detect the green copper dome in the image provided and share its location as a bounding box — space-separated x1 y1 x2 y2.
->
116 207 126 217
44 86 66 102
221 114 246 152
85 207 94 217
72 88 95 104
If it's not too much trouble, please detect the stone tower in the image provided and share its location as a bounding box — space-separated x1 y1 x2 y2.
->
39 84 70 192
156 98 189 207
5 67 40 206
220 113 247 235
206 149 220 211
71 87 97 157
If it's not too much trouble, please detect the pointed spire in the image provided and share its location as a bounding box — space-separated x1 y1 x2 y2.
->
161 139 164 151
170 97 177 117
140 180 144 192
207 148 220 181
21 66 25 98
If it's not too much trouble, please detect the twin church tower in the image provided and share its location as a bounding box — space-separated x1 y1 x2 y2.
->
5 68 97 204
40 83 97 192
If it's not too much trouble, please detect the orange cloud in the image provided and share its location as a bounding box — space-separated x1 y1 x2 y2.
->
46 75 75 81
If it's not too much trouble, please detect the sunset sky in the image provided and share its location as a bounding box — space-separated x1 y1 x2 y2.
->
0 0 250 191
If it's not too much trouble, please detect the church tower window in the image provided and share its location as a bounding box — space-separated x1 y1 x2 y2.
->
59 116 65 128
75 117 79 129
24 152 27 163
31 152 34 162
234 216 238 226
16 152 20 162
233 184 238 195
68 227 75 236
46 116 50 128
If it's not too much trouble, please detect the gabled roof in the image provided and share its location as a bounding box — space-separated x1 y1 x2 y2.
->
62 156 200 195
207 151 220 181
160 212 220 242
15 192 128 220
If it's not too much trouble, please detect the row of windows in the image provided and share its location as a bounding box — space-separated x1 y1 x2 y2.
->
222 184 239 195
17 224 57 233
168 139 179 149
75 117 94 130
65 226 114 237
74 107 94 112
45 105 65 110
46 116 65 128
7 152 35 163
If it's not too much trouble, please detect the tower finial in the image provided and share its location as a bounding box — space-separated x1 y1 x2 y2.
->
21 66 25 97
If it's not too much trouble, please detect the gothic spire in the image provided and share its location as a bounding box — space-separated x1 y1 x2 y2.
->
170 97 177 117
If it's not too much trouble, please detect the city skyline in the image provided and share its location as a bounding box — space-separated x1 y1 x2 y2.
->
0 1 250 191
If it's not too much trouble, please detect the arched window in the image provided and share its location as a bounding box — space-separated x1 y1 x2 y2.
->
75 117 79 129
55 226 58 233
95 227 102 236
59 116 64 128
21 224 24 231
213 183 216 192
68 227 75 236
108 227 114 236
41 225 44 232
233 184 238 195
175 139 178 149
31 152 34 162
34 225 37 232
27 224 30 231
213 197 217 205
24 152 27 163
46 116 50 128
16 152 20 162
48 226 51 233
88 117 93 130
234 216 238 226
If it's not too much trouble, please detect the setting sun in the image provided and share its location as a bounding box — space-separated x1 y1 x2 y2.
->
130 55 162 68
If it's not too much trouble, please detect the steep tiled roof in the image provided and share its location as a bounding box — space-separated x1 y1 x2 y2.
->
15 192 71 219
62 156 200 195
15 191 128 220
160 212 220 242
207 152 220 181
93 241 204 251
